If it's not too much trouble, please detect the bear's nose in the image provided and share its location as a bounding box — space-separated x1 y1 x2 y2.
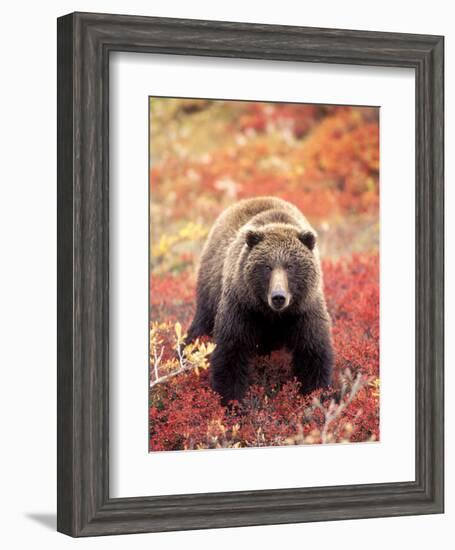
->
271 291 286 309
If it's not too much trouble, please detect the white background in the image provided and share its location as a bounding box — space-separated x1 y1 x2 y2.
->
0 1 451 549
110 54 415 497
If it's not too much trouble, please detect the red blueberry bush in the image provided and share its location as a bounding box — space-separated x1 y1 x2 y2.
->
149 254 379 451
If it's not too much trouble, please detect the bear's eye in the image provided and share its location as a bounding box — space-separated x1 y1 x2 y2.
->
285 264 295 272
264 265 272 272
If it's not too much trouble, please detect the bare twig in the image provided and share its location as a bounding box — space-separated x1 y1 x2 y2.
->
150 363 193 388
152 345 164 382
318 371 363 443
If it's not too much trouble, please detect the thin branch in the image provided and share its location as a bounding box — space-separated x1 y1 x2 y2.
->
320 372 363 443
152 345 164 382
150 363 193 388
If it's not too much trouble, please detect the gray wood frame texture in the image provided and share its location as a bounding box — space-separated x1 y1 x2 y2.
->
57 11 444 537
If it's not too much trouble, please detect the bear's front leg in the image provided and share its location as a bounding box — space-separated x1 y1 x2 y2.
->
210 302 256 405
210 344 251 406
291 311 334 395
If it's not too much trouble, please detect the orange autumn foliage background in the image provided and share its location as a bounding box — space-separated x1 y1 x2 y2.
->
149 98 380 451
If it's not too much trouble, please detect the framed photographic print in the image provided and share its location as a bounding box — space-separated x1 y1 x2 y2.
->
57 12 444 536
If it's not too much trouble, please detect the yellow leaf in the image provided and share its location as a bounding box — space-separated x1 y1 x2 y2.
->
174 321 182 340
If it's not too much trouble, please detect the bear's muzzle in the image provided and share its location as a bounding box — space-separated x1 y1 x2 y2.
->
268 267 291 311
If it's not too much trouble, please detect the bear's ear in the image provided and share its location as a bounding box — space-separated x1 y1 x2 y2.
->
298 231 316 251
246 229 264 248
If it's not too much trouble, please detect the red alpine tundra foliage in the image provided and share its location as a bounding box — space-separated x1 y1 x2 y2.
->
150 104 379 224
149 253 379 451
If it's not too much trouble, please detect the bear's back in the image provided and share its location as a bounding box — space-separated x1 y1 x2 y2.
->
209 196 309 241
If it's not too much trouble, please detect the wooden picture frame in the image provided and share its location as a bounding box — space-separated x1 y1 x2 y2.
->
57 12 444 536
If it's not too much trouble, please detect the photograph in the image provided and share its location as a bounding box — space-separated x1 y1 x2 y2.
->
149 98 380 452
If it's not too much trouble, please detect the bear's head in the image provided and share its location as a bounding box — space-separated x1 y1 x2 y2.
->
243 224 320 313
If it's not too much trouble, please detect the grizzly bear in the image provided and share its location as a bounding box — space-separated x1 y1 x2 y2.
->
186 196 334 405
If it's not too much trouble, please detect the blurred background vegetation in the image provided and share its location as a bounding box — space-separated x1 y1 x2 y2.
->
150 98 379 278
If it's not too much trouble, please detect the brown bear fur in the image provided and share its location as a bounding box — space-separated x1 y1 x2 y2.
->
187 196 334 404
